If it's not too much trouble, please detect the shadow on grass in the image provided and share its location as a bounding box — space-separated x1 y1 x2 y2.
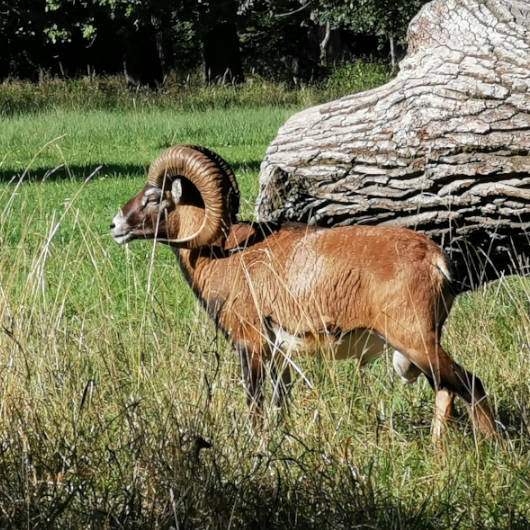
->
0 460 468 529
0 160 263 183
0 164 142 183
1 442 528 529
495 398 530 443
0 379 527 529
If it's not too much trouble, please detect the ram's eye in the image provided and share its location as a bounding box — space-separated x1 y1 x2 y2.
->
142 192 161 209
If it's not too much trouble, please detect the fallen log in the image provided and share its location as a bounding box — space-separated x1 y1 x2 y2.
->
256 0 530 292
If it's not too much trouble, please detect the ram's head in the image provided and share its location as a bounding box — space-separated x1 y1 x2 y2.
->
110 145 240 248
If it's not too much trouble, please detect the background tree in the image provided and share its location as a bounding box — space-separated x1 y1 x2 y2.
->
0 0 428 83
238 0 321 83
39 0 245 84
198 0 244 83
41 0 196 84
0 0 48 78
311 0 430 68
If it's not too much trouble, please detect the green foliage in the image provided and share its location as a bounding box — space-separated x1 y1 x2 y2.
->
325 61 391 97
312 0 430 45
1 0 425 82
238 1 318 80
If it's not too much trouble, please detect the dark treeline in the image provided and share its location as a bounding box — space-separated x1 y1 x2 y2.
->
0 0 428 86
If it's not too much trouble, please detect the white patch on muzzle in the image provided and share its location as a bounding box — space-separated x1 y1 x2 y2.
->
110 210 133 244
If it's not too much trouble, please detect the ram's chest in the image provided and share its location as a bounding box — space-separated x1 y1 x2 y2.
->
271 326 386 364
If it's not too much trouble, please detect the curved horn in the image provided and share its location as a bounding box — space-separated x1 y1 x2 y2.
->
147 145 238 248
185 145 240 222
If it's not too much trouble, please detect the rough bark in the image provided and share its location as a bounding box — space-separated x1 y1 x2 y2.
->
256 0 530 292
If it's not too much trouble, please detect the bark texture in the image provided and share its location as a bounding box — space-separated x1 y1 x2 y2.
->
256 0 530 292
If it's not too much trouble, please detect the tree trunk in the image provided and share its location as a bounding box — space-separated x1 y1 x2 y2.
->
320 21 331 66
151 15 166 80
198 0 244 84
388 32 395 71
256 0 530 292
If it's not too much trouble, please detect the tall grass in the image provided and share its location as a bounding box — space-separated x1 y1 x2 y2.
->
1 167 529 528
0 63 392 117
0 95 529 527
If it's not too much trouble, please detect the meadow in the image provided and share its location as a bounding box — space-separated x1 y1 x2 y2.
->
0 75 529 528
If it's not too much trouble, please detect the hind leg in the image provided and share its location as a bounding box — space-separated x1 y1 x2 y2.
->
451 363 497 437
432 348 495 437
432 388 455 442
393 350 456 440
393 349 457 440
404 342 496 438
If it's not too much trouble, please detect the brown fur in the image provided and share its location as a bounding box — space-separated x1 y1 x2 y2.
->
112 184 497 440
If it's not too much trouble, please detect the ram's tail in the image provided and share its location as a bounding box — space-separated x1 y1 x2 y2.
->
432 252 455 323
434 253 452 284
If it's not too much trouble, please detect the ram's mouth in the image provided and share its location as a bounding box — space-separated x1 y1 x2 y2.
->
112 231 134 244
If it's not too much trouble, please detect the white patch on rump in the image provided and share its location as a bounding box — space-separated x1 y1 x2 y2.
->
271 326 386 364
392 350 420 383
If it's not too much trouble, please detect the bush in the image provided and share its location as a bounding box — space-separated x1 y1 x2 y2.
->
325 62 391 98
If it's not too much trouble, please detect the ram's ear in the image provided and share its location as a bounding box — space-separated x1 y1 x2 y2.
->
145 187 162 199
171 178 183 204
141 186 162 209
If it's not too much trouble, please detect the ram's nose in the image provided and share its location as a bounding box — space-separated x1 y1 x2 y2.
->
110 212 125 233
110 212 132 244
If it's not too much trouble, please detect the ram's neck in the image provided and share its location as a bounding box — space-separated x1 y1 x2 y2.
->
170 222 257 325
168 204 204 242
172 246 221 320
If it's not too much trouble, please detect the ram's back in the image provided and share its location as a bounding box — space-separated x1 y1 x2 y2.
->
210 222 449 340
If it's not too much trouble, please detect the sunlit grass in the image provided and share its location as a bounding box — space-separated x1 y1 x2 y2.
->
0 105 528 527
0 64 392 117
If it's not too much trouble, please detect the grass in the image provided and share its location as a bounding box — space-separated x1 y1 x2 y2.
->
0 78 529 527
0 63 392 117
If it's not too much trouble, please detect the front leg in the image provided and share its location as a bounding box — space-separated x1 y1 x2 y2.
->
236 342 266 424
271 359 294 411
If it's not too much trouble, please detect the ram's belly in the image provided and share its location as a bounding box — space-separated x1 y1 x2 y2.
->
273 327 386 364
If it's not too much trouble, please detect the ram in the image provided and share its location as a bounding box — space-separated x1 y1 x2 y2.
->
110 145 497 440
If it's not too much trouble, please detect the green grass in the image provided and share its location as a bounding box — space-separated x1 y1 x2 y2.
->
0 94 529 527
0 106 292 325
0 63 392 117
